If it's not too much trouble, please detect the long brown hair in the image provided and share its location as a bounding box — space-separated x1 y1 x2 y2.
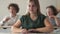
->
26 0 41 16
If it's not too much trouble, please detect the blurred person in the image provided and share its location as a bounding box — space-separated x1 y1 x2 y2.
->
0 3 20 26
12 0 53 33
46 5 60 27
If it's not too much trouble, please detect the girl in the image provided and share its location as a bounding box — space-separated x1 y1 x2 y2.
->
12 0 53 33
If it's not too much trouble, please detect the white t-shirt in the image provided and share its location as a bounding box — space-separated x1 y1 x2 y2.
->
0 14 20 26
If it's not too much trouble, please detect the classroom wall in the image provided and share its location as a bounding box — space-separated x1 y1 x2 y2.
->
40 0 57 15
56 0 60 9
0 0 57 21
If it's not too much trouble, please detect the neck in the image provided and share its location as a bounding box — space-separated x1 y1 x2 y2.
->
30 13 37 18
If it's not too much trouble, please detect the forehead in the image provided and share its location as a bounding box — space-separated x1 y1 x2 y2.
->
28 1 35 5
47 8 52 10
9 6 16 9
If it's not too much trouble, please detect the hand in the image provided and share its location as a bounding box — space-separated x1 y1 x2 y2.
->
49 15 56 19
28 29 35 31
21 29 28 34
28 29 36 33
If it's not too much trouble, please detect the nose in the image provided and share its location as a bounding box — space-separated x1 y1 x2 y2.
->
31 6 33 9
10 10 13 13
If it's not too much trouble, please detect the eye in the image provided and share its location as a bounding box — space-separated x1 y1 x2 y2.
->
29 5 31 7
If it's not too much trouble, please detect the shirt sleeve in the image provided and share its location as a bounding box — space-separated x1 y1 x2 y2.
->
20 16 24 23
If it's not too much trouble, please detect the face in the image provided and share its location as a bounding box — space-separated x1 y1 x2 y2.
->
27 1 37 14
46 8 54 16
9 6 17 15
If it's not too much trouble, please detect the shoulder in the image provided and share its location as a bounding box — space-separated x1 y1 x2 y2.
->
39 14 46 19
16 14 28 20
20 15 28 18
20 15 28 20
41 14 46 17
19 15 28 22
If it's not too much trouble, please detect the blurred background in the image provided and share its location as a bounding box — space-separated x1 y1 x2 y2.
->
0 0 60 21
0 0 60 34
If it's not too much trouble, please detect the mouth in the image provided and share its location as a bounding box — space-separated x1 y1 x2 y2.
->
30 10 33 11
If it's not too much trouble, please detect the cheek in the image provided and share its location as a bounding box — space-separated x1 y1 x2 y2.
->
47 10 51 15
47 12 49 16
9 9 12 13
27 7 30 11
9 10 16 13
33 7 37 11
47 11 53 16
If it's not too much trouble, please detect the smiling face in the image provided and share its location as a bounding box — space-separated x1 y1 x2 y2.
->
27 1 37 14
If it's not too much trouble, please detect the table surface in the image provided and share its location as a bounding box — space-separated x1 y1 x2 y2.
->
0 26 60 34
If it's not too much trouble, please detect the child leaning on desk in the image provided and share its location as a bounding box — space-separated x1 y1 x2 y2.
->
0 3 20 27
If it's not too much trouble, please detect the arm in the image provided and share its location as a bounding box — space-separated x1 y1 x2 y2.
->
11 19 22 32
0 17 10 26
35 18 53 33
11 19 28 33
49 15 60 26
54 17 60 26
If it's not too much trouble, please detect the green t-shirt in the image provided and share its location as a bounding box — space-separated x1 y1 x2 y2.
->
20 14 46 30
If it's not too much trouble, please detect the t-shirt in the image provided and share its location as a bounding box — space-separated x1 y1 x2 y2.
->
20 14 46 30
0 14 20 26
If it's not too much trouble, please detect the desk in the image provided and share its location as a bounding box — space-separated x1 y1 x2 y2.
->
0 26 60 34
0 26 11 28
